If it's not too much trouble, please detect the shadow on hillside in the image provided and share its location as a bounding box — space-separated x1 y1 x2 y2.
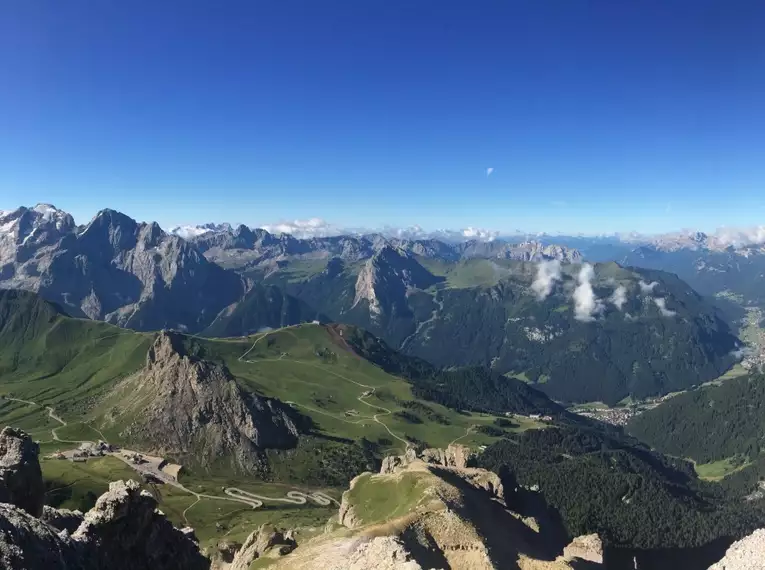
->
430 467 570 569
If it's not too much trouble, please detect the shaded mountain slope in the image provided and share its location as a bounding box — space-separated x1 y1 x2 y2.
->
202 283 325 338
261 254 739 404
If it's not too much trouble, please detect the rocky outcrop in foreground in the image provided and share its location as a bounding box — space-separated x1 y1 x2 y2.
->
106 331 303 474
709 529 765 570
266 445 598 570
0 427 209 570
0 426 46 516
228 525 297 570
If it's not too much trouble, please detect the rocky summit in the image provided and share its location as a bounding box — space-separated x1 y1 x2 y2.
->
102 331 304 474
0 206 245 333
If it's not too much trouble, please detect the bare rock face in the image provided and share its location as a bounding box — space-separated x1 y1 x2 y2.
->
352 246 440 319
229 525 297 570
709 529 765 570
0 205 244 333
0 426 45 516
113 332 302 474
420 444 475 469
338 474 366 529
0 503 81 570
40 505 84 533
562 534 604 564
379 448 418 475
0 423 209 570
72 480 209 570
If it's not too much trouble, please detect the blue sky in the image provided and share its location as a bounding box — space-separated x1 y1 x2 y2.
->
1 0 764 234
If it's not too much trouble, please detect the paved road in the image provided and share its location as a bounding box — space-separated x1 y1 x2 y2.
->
3 396 339 520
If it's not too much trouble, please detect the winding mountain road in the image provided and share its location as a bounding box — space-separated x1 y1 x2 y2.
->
1 395 339 521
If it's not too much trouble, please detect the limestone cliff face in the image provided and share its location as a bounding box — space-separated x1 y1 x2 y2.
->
0 206 244 333
0 428 209 570
352 246 440 320
110 332 302 474
0 426 45 517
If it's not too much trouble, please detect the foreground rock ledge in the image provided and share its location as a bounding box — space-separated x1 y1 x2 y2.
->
0 427 209 570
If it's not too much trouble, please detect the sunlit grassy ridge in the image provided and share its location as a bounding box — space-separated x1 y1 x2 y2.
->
182 323 530 454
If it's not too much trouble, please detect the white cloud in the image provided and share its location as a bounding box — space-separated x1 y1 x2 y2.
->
261 218 342 239
638 280 659 294
730 346 751 361
573 263 604 322
531 260 561 300
712 226 765 248
486 167 494 177
461 227 500 241
610 285 627 310
653 297 676 317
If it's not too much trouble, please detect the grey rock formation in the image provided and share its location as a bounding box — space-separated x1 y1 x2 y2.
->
188 224 583 270
0 426 45 516
229 525 297 570
72 480 209 570
113 332 302 474
352 246 441 319
419 444 476 469
0 426 209 570
1 206 244 333
40 505 84 533
0 502 82 570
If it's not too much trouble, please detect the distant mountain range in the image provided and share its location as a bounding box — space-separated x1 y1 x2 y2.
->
0 204 745 403
252 248 739 404
0 205 245 332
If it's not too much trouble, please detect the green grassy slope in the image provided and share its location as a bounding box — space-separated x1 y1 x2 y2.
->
178 323 537 457
0 290 152 421
0 291 548 549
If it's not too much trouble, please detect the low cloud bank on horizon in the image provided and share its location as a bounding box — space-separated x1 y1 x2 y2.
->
173 216 765 247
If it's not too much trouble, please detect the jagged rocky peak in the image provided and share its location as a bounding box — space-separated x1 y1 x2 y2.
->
0 204 245 332
0 426 45 517
0 204 75 263
110 331 302 473
228 524 297 570
79 208 141 252
0 427 209 570
353 245 440 317
458 239 583 263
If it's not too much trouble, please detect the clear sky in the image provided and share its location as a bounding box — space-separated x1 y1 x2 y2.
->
1 0 764 234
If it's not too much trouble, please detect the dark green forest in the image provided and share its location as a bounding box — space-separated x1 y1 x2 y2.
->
477 425 765 549
629 373 765 465
345 326 565 417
